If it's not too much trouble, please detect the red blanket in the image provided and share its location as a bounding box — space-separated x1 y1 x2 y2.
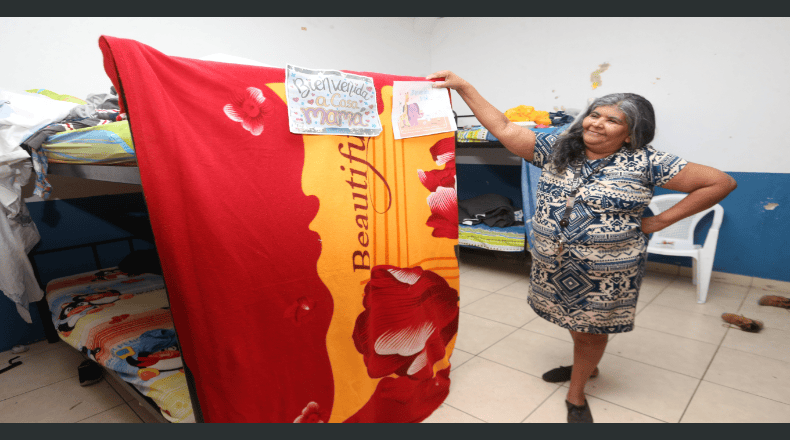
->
98 36 459 423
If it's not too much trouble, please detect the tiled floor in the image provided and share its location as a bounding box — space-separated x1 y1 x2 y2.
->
2 251 789 423
0 341 164 423
423 251 790 423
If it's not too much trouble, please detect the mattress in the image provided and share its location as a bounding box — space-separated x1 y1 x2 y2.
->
41 121 136 164
45 268 193 423
459 222 526 252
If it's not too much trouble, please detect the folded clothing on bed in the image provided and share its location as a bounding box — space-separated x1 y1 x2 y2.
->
458 193 519 228
46 268 193 423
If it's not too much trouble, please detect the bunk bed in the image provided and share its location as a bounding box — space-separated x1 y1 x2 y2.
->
28 178 196 424
454 114 561 258
24 121 195 422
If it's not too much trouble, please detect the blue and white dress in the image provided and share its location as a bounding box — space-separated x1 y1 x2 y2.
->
527 131 687 334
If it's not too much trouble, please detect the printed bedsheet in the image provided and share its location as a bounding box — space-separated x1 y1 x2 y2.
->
459 222 526 252
45 268 194 423
42 120 136 164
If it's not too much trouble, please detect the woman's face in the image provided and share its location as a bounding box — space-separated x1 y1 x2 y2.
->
581 105 631 158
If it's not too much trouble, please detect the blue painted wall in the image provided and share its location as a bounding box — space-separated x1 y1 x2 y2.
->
649 172 790 282
0 193 155 353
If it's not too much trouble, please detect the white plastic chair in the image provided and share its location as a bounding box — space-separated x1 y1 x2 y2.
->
646 194 724 303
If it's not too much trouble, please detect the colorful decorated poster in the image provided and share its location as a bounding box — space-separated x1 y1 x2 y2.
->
392 81 457 140
286 64 382 136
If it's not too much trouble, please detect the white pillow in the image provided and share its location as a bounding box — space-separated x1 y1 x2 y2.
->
0 89 78 166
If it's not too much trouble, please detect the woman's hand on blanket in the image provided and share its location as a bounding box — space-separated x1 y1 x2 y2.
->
426 70 470 92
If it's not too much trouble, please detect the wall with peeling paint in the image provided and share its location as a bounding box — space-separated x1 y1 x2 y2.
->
432 17 790 282
430 17 790 174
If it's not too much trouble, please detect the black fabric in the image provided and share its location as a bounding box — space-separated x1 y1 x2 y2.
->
458 205 475 224
118 249 163 275
457 193 517 227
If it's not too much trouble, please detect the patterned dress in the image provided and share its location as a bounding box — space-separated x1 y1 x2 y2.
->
527 131 687 334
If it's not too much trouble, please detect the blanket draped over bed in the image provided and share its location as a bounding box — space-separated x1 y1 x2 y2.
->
98 36 459 423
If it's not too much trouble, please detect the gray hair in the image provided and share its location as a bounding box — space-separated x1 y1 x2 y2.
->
549 93 656 172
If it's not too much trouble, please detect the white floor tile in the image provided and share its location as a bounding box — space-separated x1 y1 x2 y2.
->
454 312 518 355
705 347 790 405
450 349 475 370
78 403 144 423
461 293 538 327
459 267 526 293
421 404 485 423
680 381 790 423
0 344 86 401
478 329 573 379
650 279 749 318
583 353 700 422
752 277 790 294
524 387 664 423
0 377 123 423
635 303 730 345
0 340 64 365
495 277 531 300
521 317 574 343
737 288 790 332
720 326 790 363
605 327 718 379
459 285 493 308
445 357 558 423
710 271 753 288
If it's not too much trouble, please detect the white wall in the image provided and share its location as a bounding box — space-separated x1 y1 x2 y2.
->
1 17 431 100
430 17 790 173
2 17 432 200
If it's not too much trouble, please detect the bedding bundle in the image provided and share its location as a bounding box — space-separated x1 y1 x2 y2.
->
46 267 194 423
98 35 459 423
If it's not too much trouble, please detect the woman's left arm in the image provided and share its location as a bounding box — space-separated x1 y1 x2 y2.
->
642 163 738 234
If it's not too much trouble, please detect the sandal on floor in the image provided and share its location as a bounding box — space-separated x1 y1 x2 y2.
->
566 399 593 423
758 295 790 309
542 365 598 383
721 313 763 333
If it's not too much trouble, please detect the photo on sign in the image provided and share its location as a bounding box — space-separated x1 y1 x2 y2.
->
392 81 456 140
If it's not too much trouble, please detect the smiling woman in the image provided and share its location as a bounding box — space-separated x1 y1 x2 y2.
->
426 70 737 424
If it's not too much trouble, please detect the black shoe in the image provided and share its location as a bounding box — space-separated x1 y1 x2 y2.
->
78 360 103 387
542 365 599 383
566 399 593 423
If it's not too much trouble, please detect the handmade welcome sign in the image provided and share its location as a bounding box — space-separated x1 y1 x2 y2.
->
286 64 382 136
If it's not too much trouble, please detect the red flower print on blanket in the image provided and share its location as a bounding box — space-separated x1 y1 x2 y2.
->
224 87 268 136
352 266 459 381
418 138 457 239
294 401 325 423
344 366 451 423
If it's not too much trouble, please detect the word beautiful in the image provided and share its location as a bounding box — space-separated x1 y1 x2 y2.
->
338 137 392 272
299 93 374 128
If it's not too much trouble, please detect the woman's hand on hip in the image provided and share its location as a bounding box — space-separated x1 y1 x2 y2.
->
426 71 470 93
641 215 670 235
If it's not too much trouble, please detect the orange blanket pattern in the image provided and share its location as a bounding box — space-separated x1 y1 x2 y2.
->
98 36 459 423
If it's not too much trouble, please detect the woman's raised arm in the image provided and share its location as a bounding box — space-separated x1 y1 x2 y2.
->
426 70 537 162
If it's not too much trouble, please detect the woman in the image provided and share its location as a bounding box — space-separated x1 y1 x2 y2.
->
427 71 737 423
